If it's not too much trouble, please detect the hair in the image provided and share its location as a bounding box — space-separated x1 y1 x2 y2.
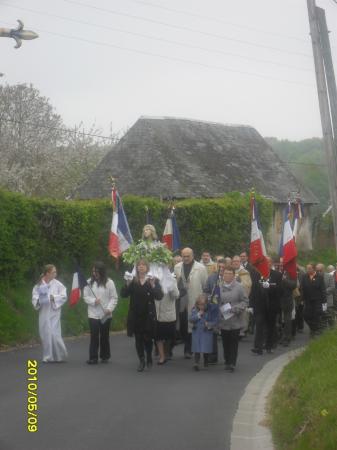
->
142 224 158 240
38 264 56 284
90 261 108 287
223 268 235 275
195 293 208 307
134 259 150 284
216 258 226 265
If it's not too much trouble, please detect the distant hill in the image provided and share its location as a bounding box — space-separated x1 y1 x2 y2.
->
265 137 329 212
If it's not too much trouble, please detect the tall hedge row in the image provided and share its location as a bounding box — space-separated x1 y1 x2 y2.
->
0 189 272 345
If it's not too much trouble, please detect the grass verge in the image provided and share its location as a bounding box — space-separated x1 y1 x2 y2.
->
270 329 337 450
0 268 128 347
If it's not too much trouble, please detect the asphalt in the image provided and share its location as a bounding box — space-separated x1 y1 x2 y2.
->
0 331 309 450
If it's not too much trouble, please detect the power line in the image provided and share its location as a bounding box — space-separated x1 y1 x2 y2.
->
0 19 314 88
127 0 311 45
1 3 313 73
0 117 117 142
60 0 313 59
0 118 327 167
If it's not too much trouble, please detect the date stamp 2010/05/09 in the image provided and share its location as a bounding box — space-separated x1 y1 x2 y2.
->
27 360 38 432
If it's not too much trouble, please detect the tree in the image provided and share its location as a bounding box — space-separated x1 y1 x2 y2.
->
0 83 116 198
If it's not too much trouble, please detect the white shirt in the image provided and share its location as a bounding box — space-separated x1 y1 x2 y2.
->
83 279 118 320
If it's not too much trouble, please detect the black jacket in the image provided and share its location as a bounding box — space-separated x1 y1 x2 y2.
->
300 273 326 305
121 279 163 337
252 269 282 313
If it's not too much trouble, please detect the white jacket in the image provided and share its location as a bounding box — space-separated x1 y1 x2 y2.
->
83 279 118 320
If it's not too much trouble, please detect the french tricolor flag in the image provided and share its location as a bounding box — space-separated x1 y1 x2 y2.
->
293 200 304 241
249 195 269 278
69 267 88 307
108 188 133 258
281 208 298 280
162 208 181 251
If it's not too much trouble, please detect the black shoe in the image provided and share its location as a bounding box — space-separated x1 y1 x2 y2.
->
251 348 263 355
137 358 146 372
229 364 235 372
101 359 109 363
86 359 98 365
157 359 167 365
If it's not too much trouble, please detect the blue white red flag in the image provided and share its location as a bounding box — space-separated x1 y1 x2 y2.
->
69 267 88 307
249 195 269 278
162 208 181 252
108 188 133 258
281 207 298 280
293 200 304 241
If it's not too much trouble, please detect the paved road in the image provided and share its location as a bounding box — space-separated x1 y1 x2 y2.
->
0 332 308 450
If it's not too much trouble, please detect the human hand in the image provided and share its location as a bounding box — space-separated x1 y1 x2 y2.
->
322 303 328 312
262 281 270 289
95 298 101 305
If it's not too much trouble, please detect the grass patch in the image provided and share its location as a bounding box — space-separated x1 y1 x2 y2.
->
0 267 127 347
270 329 337 450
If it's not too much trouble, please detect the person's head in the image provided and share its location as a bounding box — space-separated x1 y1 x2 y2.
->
240 251 248 265
136 259 150 278
327 265 334 273
195 294 207 311
216 258 226 276
316 263 325 274
181 247 194 265
92 261 107 286
173 255 182 265
223 267 235 284
42 264 57 282
201 251 212 264
142 224 157 240
215 255 225 262
306 263 316 275
231 255 241 270
224 257 232 268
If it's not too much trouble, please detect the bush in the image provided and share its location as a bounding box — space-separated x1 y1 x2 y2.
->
0 189 272 345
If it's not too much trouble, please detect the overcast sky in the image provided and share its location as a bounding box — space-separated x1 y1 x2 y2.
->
1 0 337 140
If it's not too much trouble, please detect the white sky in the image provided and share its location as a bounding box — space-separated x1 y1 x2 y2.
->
1 0 337 140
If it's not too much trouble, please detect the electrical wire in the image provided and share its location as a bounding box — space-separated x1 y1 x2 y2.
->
59 0 313 59
0 117 116 142
0 3 313 73
0 118 327 167
126 0 311 44
0 19 315 88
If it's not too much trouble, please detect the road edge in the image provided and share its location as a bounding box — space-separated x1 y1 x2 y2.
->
230 346 306 450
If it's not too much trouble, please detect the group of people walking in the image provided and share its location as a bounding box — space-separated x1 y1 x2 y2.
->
32 244 337 372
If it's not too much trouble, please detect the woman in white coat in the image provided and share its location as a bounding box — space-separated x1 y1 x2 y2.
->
83 261 118 365
32 264 68 362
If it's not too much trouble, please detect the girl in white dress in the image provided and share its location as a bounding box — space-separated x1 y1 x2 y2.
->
32 264 68 362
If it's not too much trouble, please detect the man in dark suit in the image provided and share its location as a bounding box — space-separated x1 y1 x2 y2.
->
251 257 282 355
300 263 326 337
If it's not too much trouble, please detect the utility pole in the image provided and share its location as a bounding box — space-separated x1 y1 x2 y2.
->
307 0 337 253
316 7 337 144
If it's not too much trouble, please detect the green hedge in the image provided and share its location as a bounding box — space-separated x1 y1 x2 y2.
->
0 189 272 345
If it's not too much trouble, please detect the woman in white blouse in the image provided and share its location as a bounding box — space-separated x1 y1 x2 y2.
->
83 261 118 365
32 264 68 363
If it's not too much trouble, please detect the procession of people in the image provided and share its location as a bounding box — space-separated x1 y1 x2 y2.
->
32 224 337 372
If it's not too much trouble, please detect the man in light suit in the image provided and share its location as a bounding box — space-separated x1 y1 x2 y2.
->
174 248 208 358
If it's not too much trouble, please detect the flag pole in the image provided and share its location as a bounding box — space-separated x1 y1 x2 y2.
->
109 176 120 271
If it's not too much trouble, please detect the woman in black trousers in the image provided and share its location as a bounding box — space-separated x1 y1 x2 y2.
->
121 259 163 371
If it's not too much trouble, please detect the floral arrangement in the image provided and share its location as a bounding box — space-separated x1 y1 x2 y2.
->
122 240 172 265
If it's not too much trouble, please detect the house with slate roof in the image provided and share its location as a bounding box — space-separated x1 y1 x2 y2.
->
75 116 318 252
